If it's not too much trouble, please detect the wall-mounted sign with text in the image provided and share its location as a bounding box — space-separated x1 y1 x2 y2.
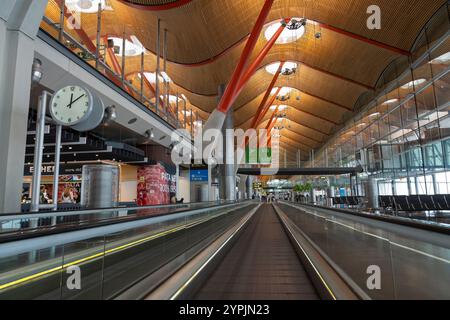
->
24 164 83 176
190 169 208 182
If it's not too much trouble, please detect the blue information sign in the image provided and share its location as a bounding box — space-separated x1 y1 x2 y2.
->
190 169 208 182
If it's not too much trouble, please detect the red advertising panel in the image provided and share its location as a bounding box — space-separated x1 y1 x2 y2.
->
137 163 176 206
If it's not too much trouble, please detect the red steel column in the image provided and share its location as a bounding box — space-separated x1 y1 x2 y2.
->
253 87 281 127
250 64 283 129
231 20 289 101
216 0 275 113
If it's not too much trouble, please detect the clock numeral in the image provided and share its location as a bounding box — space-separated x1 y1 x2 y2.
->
70 87 75 91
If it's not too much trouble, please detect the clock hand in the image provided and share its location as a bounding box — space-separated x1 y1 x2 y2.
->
66 93 74 109
70 94 85 106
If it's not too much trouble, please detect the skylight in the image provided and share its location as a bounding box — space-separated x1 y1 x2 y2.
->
139 72 163 84
109 36 145 57
264 18 306 44
400 79 427 90
270 105 289 111
66 0 111 13
271 87 293 96
382 99 399 105
430 52 450 64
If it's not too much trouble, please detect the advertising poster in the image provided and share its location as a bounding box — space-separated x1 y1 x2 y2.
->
57 176 82 204
137 163 176 206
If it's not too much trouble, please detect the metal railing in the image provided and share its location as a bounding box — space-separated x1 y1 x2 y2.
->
40 11 200 131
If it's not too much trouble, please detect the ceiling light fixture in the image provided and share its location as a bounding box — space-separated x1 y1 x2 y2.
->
265 18 306 44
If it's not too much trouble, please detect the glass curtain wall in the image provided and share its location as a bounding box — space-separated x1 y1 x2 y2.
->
312 3 450 196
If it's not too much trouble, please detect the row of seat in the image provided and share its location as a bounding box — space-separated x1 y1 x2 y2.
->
332 196 363 206
379 195 450 211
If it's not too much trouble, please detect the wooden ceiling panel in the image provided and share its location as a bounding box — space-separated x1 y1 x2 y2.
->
44 0 446 154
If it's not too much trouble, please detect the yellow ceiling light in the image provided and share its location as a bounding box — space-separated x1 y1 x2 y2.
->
264 18 306 44
265 61 298 75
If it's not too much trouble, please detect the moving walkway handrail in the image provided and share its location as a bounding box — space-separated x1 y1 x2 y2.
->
0 200 231 219
0 201 254 258
0 201 245 243
295 201 450 235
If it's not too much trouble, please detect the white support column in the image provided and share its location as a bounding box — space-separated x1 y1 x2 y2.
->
207 164 213 201
175 165 180 200
224 108 236 201
0 0 48 213
246 175 253 199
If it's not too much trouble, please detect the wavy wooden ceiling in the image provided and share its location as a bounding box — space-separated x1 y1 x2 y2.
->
44 0 447 157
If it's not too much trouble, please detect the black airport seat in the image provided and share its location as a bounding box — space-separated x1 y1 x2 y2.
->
343 197 350 205
418 195 436 210
379 196 394 208
347 196 359 206
445 195 450 209
393 196 411 211
431 195 448 210
407 195 422 211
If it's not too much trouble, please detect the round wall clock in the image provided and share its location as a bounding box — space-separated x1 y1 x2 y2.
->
49 85 93 127
50 85 105 132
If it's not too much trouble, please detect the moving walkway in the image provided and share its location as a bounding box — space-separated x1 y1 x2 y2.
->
0 200 448 300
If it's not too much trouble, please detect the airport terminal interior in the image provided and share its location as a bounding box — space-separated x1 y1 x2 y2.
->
0 0 449 301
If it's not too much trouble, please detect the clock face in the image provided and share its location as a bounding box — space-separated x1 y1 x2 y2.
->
50 86 92 126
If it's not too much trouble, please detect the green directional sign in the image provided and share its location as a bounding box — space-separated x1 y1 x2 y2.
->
245 147 272 164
